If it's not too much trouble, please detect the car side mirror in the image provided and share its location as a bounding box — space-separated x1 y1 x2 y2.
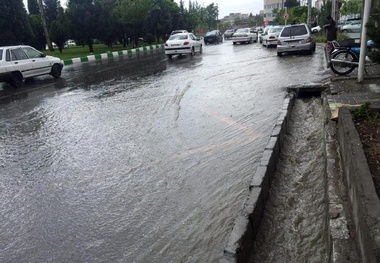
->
40 53 46 58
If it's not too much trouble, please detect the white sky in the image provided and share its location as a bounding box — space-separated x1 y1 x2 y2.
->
23 0 264 19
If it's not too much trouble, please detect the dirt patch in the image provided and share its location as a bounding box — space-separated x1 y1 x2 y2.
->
353 118 380 200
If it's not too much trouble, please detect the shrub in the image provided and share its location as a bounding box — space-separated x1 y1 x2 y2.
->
145 33 156 45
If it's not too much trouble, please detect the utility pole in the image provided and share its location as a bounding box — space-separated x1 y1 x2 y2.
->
37 0 53 51
307 0 312 26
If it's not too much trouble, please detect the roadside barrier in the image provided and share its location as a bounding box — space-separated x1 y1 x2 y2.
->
62 44 164 66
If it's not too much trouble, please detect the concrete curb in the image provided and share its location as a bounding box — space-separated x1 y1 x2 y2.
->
219 93 295 263
61 44 164 66
220 84 329 263
337 107 380 262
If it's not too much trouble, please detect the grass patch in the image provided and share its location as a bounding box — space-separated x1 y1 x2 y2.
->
41 42 164 60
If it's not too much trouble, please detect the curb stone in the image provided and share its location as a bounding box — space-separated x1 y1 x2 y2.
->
61 44 164 66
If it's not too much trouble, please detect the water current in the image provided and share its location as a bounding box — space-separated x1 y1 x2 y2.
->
249 98 329 262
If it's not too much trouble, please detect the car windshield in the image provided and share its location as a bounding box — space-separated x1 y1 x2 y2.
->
236 28 249 33
280 25 308 37
169 34 188 40
205 31 216 36
270 27 284 33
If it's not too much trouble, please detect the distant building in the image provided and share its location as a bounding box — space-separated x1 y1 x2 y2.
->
263 0 285 22
220 13 250 24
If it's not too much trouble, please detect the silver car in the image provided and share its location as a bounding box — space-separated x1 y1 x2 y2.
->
276 24 316 56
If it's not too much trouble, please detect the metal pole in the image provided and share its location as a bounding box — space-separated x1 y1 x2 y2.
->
358 0 373 82
307 0 311 26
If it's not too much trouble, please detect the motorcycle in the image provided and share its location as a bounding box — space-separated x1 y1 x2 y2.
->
326 39 376 75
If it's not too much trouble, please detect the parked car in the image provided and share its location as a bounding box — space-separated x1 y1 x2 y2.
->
341 20 361 32
0 45 63 88
262 25 285 47
204 30 223 44
336 20 349 30
164 32 203 59
232 28 257 45
311 25 321 33
259 26 272 43
276 23 316 56
170 30 188 36
45 42 57 50
65 40 76 47
223 29 235 40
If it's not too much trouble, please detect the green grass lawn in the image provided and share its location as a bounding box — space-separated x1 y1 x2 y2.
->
42 42 164 60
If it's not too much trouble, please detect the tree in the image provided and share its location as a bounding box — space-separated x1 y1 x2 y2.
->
44 0 61 24
147 0 178 42
94 0 119 47
66 0 98 52
340 0 362 18
29 14 46 50
119 0 154 47
49 7 69 52
28 0 40 14
0 0 34 46
204 3 218 30
285 0 299 8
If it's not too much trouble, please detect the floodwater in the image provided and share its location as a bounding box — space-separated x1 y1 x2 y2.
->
0 43 329 262
250 98 329 263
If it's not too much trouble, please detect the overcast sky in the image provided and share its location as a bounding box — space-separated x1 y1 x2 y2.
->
23 0 263 19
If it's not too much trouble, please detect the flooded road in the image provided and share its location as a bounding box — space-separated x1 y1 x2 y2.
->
0 42 329 262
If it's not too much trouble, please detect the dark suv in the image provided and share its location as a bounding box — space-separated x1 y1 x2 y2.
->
204 30 223 44
276 23 316 56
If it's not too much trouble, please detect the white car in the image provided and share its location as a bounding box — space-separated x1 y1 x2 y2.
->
262 25 285 47
170 30 188 36
259 26 272 43
341 20 361 32
65 40 76 47
232 28 257 44
0 45 63 88
311 25 321 33
164 33 203 59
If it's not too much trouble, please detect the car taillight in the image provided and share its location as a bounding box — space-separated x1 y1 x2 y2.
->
183 41 189 45
307 37 312 43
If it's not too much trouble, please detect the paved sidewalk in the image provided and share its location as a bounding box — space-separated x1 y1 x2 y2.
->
327 64 380 109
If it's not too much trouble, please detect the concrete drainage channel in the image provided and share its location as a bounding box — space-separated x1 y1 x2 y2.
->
220 84 380 263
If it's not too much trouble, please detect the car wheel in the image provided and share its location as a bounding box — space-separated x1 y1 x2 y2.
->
9 72 23 88
199 45 203 54
277 52 283 57
51 64 62 78
191 47 195 56
167 54 172 59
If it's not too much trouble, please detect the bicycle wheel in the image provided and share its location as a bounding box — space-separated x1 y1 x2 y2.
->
330 50 358 75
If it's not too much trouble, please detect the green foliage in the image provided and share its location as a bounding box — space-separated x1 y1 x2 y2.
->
314 31 347 43
351 102 379 122
285 0 299 8
0 0 33 45
145 33 155 44
27 0 40 15
340 0 362 17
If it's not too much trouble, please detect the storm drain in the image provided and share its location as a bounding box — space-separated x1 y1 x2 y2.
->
249 97 330 262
